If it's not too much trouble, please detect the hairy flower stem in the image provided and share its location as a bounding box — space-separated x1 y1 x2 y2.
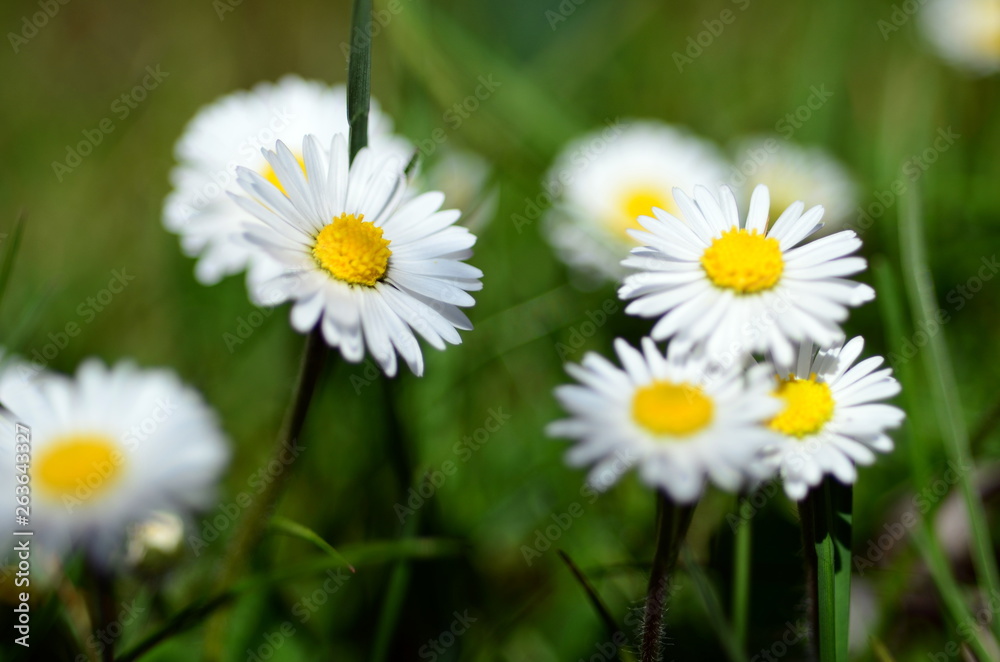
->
640 493 696 662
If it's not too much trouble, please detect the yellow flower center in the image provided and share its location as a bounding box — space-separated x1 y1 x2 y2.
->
260 153 307 196
312 213 392 286
631 381 714 437
34 434 124 499
614 186 676 240
701 228 784 293
769 374 835 438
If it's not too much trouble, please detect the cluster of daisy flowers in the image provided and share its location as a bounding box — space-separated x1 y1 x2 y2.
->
1 75 484 569
548 182 904 503
542 120 857 284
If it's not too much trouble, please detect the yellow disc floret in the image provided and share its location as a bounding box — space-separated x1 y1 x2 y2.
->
769 374 835 438
35 434 124 499
701 228 784 294
614 186 675 239
312 213 392 286
632 381 714 437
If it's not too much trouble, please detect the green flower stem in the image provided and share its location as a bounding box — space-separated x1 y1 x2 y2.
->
640 493 695 662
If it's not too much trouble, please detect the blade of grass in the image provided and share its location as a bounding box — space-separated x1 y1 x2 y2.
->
681 546 745 662
268 516 356 572
120 536 465 662
800 477 851 662
557 550 636 662
346 0 371 159
899 187 1000 640
0 212 25 315
731 501 751 654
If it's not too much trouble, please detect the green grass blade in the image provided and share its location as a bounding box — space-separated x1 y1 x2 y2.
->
267 516 355 571
0 212 25 315
899 187 1000 640
731 507 751 654
801 477 851 662
118 536 464 661
347 0 371 160
557 550 633 662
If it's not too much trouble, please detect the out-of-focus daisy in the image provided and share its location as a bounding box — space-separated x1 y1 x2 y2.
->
163 75 412 284
758 338 904 500
547 338 781 503
543 121 728 282
921 0 1000 75
0 360 229 565
618 184 875 367
732 137 857 234
234 134 482 377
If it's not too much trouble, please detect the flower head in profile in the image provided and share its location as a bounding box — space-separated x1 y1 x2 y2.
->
163 75 411 284
0 359 229 565
547 338 781 503
921 0 1000 75
542 121 728 282
733 137 857 234
234 134 483 377
618 184 875 367
757 337 904 499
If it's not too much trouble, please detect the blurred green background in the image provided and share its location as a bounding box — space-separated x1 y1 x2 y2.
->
1 0 999 660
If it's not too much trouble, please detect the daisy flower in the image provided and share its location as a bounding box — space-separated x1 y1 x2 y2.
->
547 338 781 503
543 121 729 282
759 338 904 500
0 359 229 565
163 75 412 284
233 134 483 377
732 137 857 234
618 184 875 367
921 0 1000 75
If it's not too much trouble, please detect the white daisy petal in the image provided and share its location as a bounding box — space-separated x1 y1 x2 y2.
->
548 337 784 503
0 359 229 567
541 121 729 281
620 184 873 364
163 76 412 284
229 134 480 375
764 337 904 499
